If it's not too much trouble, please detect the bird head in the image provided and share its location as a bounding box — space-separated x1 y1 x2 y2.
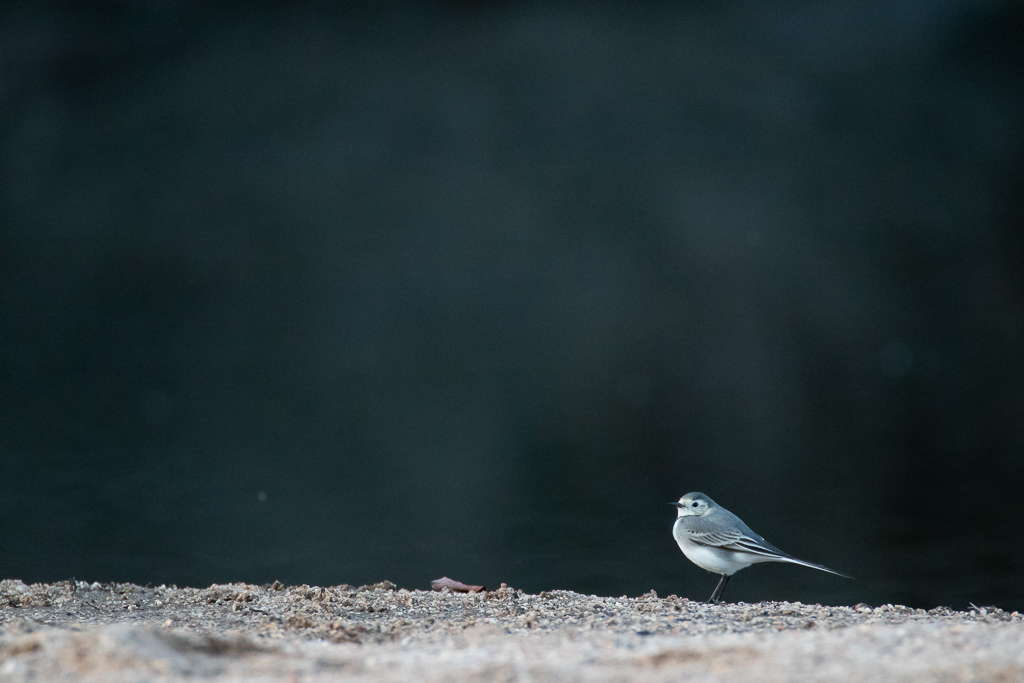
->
670 492 712 517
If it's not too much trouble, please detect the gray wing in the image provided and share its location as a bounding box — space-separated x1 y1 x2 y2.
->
677 508 790 559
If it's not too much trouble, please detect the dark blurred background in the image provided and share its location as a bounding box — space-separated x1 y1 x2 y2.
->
1 0 1023 610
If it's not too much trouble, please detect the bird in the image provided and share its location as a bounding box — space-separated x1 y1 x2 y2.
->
671 492 851 603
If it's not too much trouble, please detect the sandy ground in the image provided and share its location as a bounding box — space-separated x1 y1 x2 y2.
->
1 578 1022 682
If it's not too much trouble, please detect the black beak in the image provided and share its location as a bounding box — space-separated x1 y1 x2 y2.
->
669 502 683 508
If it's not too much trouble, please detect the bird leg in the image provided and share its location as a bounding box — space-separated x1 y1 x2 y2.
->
708 574 730 603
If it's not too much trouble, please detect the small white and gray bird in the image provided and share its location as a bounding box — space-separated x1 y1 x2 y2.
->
672 492 851 603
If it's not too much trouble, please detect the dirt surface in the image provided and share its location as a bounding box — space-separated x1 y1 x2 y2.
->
1 578 1022 681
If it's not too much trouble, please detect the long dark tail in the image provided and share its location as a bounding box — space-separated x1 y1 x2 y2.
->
776 555 853 579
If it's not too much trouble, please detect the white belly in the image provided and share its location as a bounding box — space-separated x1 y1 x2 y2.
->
674 527 762 575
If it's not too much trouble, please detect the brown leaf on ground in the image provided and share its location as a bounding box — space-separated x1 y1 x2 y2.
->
430 577 486 593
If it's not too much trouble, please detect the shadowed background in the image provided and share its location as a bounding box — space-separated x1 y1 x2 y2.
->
1 0 1023 610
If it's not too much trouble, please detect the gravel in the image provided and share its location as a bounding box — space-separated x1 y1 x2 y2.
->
1 578 1022 681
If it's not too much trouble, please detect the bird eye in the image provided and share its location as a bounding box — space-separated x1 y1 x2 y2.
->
691 502 699 508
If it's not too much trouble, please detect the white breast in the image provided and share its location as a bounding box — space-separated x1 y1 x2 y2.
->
673 520 762 576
